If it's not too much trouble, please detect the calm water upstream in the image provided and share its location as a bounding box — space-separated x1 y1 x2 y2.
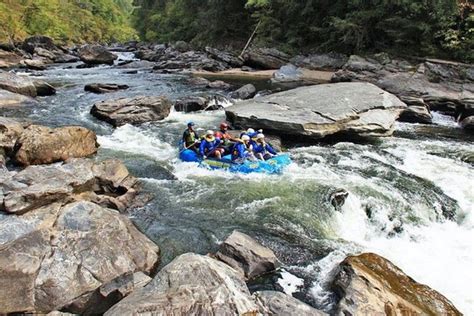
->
2 53 473 314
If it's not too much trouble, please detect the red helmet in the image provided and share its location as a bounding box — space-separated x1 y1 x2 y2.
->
220 122 229 130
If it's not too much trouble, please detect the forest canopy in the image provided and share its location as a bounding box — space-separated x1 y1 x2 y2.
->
0 0 137 43
132 0 473 62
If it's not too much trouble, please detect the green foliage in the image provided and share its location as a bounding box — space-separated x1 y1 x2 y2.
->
0 0 137 44
132 0 473 62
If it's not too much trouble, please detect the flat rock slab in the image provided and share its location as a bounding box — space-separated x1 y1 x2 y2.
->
13 125 98 165
0 72 37 97
85 83 129 94
91 96 172 127
254 291 327 315
226 82 406 139
0 200 159 314
0 89 37 107
1 158 138 214
332 253 461 315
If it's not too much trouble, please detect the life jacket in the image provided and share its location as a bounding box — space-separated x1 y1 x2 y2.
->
183 129 198 146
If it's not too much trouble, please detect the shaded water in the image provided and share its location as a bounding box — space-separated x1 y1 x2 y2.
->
1 55 473 313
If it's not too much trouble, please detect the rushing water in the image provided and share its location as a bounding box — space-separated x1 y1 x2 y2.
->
1 54 473 314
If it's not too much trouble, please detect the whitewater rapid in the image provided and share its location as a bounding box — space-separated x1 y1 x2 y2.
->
97 112 473 314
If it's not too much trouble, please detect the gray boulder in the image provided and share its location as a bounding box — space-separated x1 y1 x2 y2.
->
91 96 172 127
226 82 406 139
104 253 259 316
78 45 117 65
230 83 257 100
216 230 279 279
0 201 159 314
460 116 474 129
291 52 348 70
84 83 129 94
254 291 327 316
22 58 48 70
242 47 290 70
33 80 56 96
207 80 232 90
272 64 304 83
21 36 58 55
205 47 243 68
174 96 209 112
0 71 37 97
398 96 433 124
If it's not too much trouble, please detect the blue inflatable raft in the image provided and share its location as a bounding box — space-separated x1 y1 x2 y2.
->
179 148 291 174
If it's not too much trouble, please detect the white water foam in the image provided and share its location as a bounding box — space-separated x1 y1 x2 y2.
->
277 269 305 295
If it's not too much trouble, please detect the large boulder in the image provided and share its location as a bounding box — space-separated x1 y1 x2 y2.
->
0 49 23 68
242 47 290 70
291 52 348 71
13 125 98 166
78 45 117 65
0 89 37 107
1 158 138 214
254 291 327 316
226 82 406 139
331 253 461 316
0 201 159 314
174 96 209 112
398 96 433 124
104 253 260 315
215 230 279 279
21 36 58 55
229 83 256 100
84 83 129 94
0 117 24 152
0 71 37 97
205 47 243 68
91 96 172 127
33 80 56 96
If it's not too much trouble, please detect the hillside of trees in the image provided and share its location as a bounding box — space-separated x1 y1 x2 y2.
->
132 0 473 62
0 0 137 44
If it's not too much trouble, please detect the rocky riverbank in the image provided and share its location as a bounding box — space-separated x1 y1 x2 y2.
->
0 36 471 314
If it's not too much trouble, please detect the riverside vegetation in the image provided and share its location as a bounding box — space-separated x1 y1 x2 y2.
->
0 1 473 315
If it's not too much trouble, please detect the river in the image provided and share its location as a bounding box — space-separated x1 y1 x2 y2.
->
1 53 473 314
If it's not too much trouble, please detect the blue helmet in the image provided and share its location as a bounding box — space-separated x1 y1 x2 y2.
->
187 121 195 127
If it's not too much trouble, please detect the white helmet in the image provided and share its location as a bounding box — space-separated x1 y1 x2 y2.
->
241 135 250 141
206 130 214 136
256 133 265 139
246 128 255 134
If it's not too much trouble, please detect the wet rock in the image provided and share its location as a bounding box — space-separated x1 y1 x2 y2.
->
13 125 98 166
0 71 37 97
172 40 191 52
230 83 256 100
216 230 279 279
174 96 209 112
33 80 56 96
329 189 349 211
116 60 155 69
104 253 259 315
91 96 172 127
0 89 37 107
460 116 474 130
205 46 243 68
242 47 290 70
226 82 406 140
207 80 231 90
53 53 79 63
84 83 129 94
0 200 159 314
1 158 138 214
331 253 461 316
187 76 211 86
398 96 432 124
254 291 327 315
78 45 117 65
291 52 348 71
